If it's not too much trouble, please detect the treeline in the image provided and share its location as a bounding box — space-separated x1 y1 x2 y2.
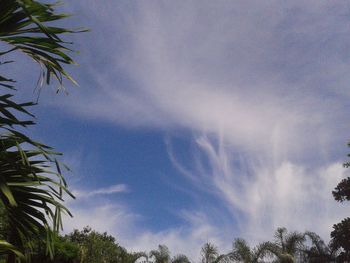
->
1 225 348 263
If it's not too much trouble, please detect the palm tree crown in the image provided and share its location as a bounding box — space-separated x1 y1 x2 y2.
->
265 227 305 263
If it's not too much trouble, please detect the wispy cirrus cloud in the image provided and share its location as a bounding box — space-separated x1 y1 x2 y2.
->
56 0 350 256
168 135 350 243
72 184 128 199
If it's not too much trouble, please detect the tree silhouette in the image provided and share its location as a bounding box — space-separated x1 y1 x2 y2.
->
150 245 171 263
330 143 350 261
302 231 339 263
201 242 219 263
330 218 350 261
264 228 305 263
229 238 268 263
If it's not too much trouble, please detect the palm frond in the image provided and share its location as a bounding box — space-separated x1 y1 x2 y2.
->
201 242 219 263
0 0 84 260
0 240 24 259
0 94 74 259
284 232 304 254
230 238 252 262
0 0 88 91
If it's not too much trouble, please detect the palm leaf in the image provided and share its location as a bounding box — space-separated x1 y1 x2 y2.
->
0 95 74 260
0 240 24 259
0 0 84 260
0 0 88 92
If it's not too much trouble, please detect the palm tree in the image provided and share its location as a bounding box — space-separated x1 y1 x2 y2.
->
264 228 305 263
0 0 85 261
201 242 218 263
150 245 171 263
201 242 227 263
0 94 74 262
228 238 268 263
302 231 338 263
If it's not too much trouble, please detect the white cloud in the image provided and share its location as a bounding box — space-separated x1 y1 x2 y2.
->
63 203 137 236
58 0 350 158
181 135 350 243
64 197 230 260
127 211 230 260
55 0 350 257
72 184 128 199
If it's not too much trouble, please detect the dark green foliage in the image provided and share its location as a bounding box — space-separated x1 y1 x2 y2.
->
172 254 191 263
67 226 129 263
0 0 86 260
343 141 350 169
302 231 338 263
0 202 8 240
330 142 350 262
18 227 146 263
53 237 80 263
30 236 79 263
0 93 74 261
333 177 350 202
330 218 350 261
3 225 343 263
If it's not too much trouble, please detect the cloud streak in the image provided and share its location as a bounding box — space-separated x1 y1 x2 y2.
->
72 184 128 199
169 135 350 242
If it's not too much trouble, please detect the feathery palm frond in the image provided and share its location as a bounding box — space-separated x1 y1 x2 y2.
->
264 228 305 263
283 231 304 255
228 238 269 263
230 238 252 263
213 254 230 263
0 94 74 259
302 231 338 263
0 240 24 259
251 242 270 263
0 0 87 92
201 242 219 263
0 0 84 260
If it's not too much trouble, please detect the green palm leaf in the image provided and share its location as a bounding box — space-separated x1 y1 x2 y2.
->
0 240 24 259
0 0 87 91
0 96 74 260
0 0 85 260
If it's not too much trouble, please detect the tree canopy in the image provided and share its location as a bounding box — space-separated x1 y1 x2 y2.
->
330 143 350 261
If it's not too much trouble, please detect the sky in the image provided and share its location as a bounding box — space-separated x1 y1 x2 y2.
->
7 0 350 260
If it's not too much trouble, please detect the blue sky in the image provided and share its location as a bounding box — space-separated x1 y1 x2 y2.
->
7 0 350 259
